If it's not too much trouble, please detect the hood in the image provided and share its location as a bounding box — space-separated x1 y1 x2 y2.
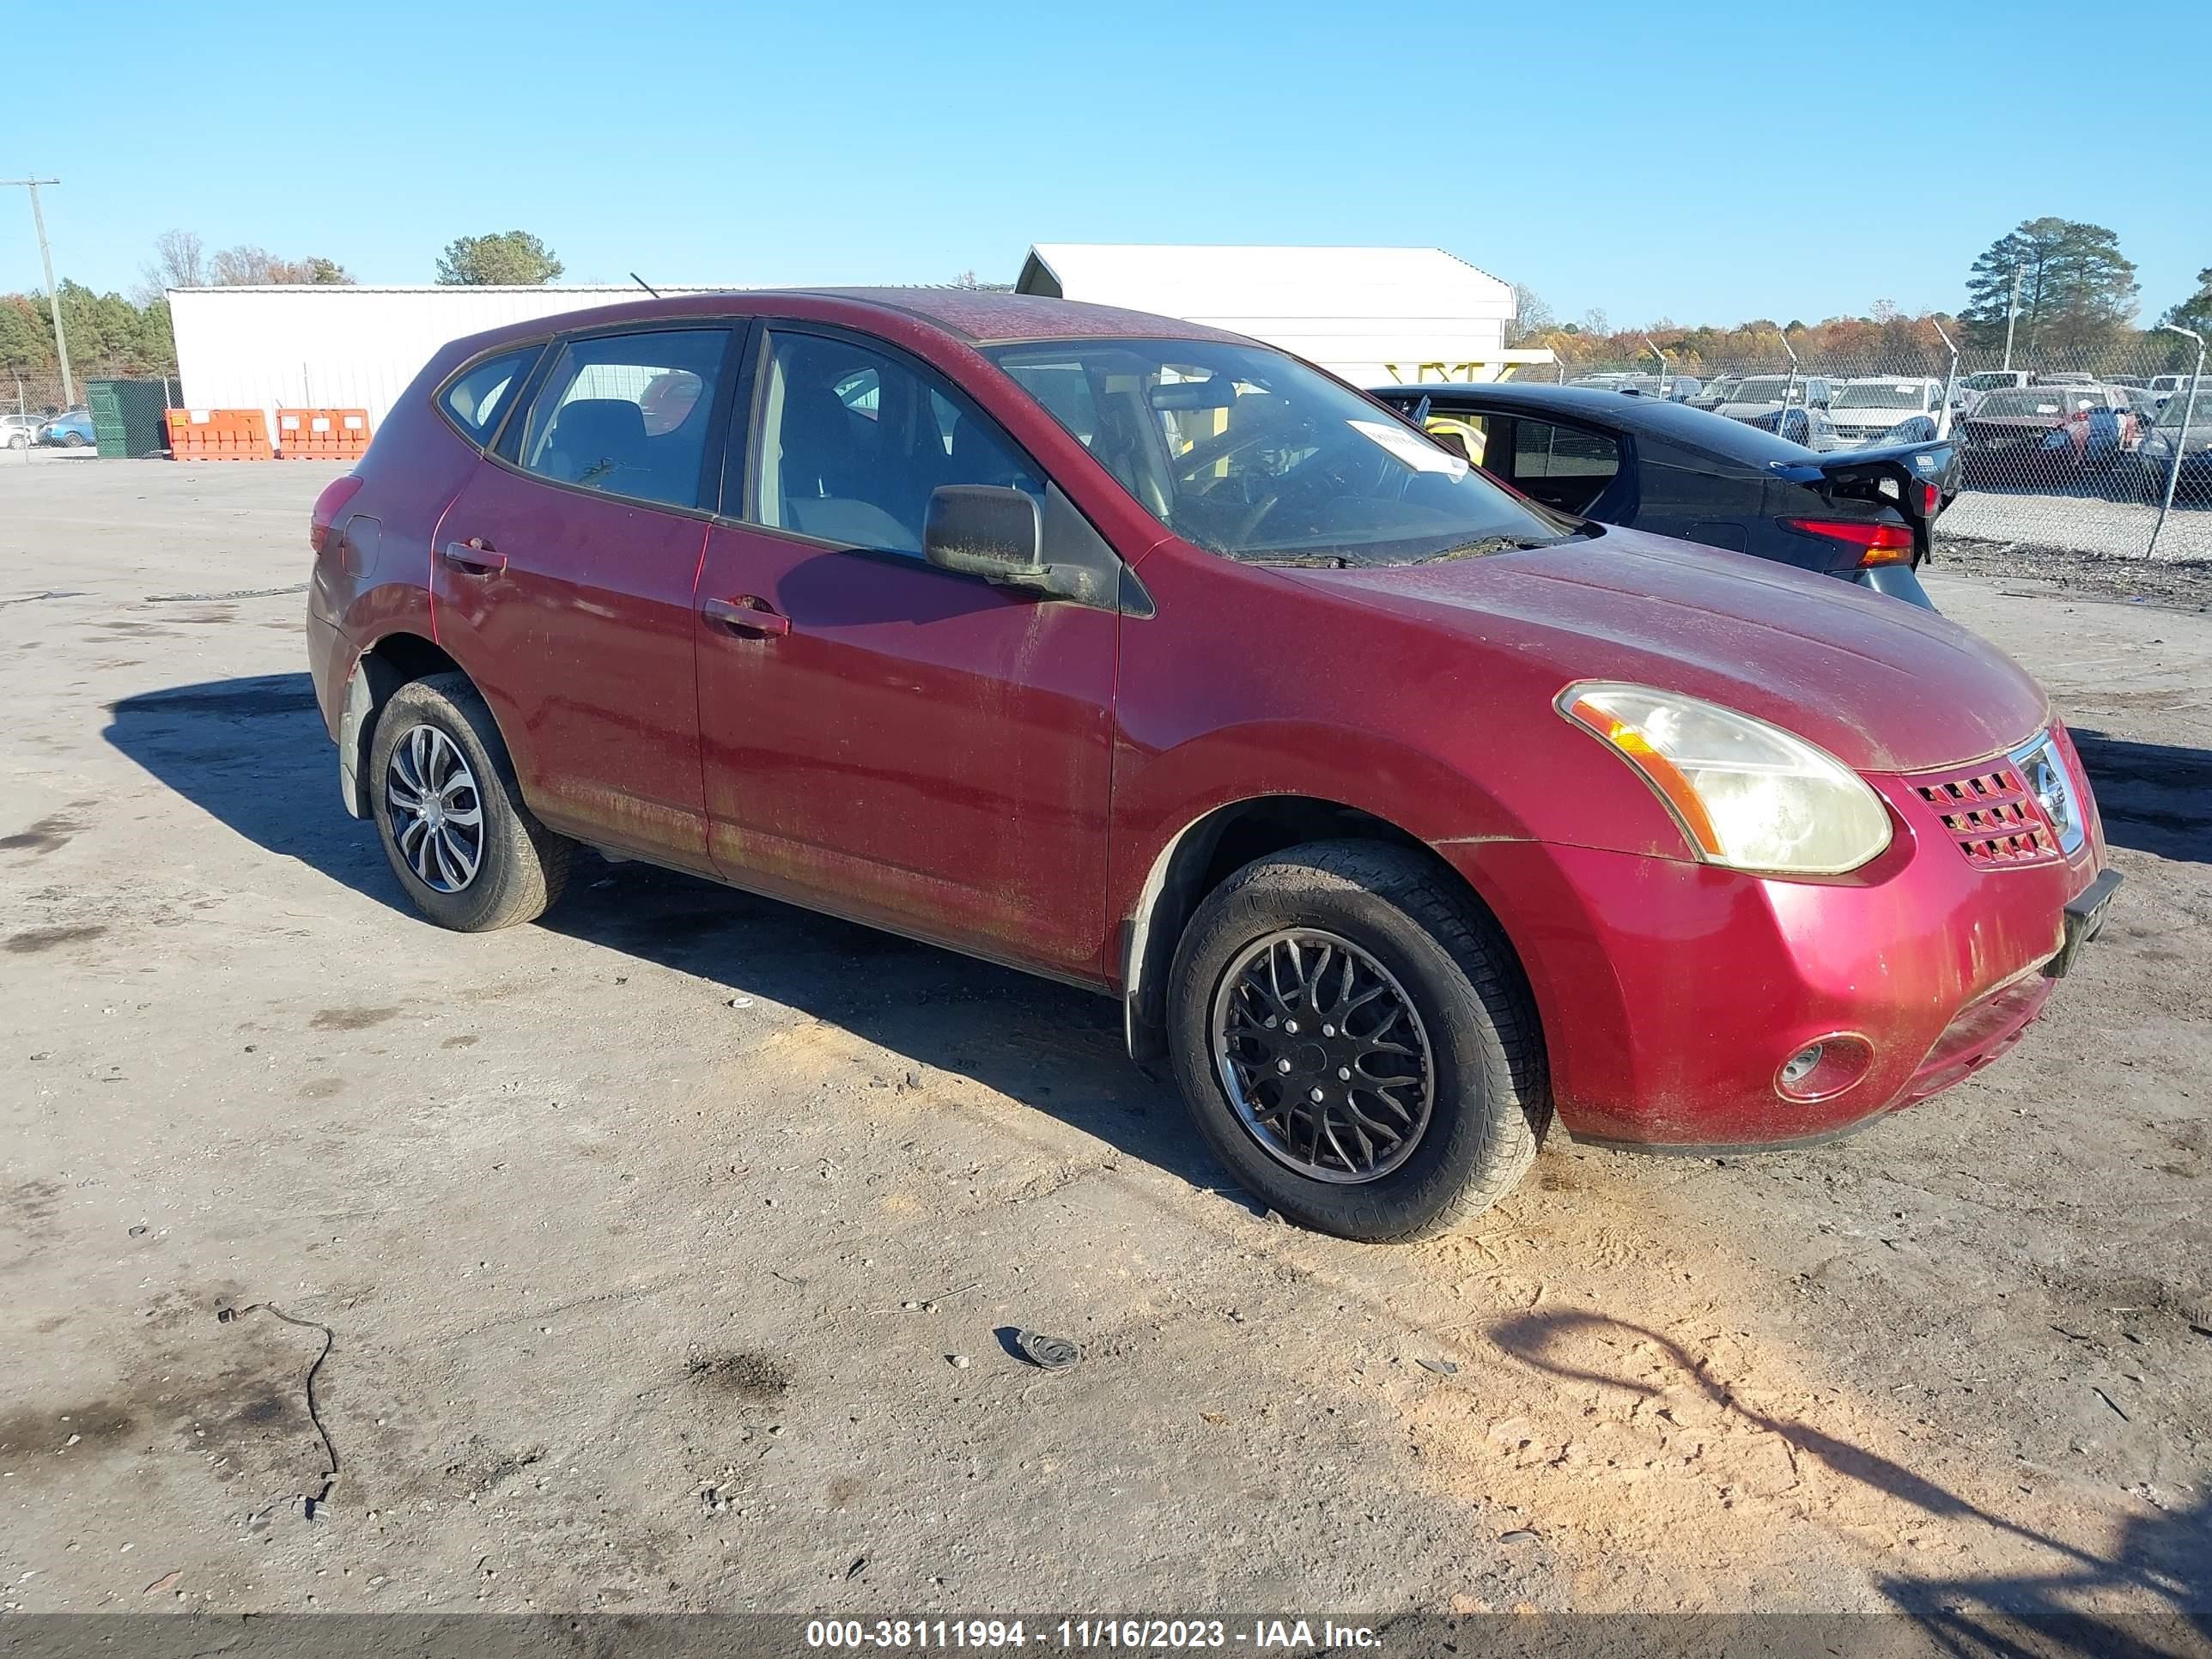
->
1289 528 2049 775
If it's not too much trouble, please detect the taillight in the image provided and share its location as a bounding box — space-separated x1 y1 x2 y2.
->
1918 482 1942 518
1783 517 1914 567
309 474 365 556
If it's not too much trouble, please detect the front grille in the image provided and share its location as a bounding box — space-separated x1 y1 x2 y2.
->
1912 763 2060 866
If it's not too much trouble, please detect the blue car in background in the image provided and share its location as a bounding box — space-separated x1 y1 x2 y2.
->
1370 380 1957 609
37 409 94 447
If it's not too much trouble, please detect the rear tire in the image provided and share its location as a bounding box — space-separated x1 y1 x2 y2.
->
368 673 570 933
1166 840 1549 1242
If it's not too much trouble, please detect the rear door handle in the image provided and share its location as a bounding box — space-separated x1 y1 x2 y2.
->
702 596 791 638
441 539 507 575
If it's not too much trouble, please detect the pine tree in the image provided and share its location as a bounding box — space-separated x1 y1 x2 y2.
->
1961 218 2138 359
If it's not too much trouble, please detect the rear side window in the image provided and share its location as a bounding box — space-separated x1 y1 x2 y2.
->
440 347 540 446
515 328 731 510
1511 420 1620 514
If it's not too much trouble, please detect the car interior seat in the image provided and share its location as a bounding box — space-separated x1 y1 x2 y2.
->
544 399 649 492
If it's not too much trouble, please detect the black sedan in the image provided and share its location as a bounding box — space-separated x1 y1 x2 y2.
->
1370 381 1958 609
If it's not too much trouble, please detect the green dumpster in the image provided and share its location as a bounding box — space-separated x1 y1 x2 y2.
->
87 379 176 459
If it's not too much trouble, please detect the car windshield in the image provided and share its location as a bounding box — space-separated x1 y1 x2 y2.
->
2157 393 2205 428
1832 383 1934 410
1974 390 2094 417
1729 377 1800 403
986 338 1574 566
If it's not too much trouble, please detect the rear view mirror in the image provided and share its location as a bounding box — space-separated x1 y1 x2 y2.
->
925 485 1043 584
1148 380 1238 411
1428 429 1473 463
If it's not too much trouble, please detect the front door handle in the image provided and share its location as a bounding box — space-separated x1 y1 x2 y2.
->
441 538 507 575
702 596 791 638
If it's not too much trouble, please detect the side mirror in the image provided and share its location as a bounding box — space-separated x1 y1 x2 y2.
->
925 485 1043 583
924 484 1099 604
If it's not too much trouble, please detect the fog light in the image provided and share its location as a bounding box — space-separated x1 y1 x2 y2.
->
1774 1034 1875 1103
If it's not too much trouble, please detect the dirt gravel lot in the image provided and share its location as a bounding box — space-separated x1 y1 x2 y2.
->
2 455 2208 1640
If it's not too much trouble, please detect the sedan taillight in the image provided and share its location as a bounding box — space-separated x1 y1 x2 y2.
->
1783 517 1915 567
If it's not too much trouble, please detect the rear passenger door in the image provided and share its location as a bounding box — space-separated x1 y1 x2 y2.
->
433 323 740 869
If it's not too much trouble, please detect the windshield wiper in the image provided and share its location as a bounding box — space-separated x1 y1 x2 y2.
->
1413 534 1564 564
1249 554 1353 568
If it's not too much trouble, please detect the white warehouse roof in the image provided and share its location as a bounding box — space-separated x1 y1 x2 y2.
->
1016 244 1540 385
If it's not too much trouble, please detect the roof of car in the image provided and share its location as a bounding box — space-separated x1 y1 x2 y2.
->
445 286 1246 357
1374 380 1814 461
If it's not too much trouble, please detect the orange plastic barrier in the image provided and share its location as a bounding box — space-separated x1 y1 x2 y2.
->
275 408 372 460
166 408 273 461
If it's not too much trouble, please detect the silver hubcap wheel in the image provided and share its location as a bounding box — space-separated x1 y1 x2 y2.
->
384 723 485 894
1210 928 1436 1184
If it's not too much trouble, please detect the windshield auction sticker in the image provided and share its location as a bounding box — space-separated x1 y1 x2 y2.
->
1348 419 1471 479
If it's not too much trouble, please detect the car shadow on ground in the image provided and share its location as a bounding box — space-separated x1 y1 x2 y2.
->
1490 1308 2212 1654
2069 728 2212 866
103 672 1239 1207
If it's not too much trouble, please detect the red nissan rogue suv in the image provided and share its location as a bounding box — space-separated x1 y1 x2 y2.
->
307 289 2119 1240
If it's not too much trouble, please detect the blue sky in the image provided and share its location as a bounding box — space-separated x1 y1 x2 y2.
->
5 0 2206 326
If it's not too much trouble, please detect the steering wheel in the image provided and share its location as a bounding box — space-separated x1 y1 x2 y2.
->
1228 492 1282 545
1172 412 1306 484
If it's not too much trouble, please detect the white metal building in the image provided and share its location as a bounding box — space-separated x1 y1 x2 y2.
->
1015 244 1551 386
171 247 1549 440
167 284 731 435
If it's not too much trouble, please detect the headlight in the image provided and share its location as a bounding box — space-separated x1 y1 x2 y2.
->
1558 682 1893 876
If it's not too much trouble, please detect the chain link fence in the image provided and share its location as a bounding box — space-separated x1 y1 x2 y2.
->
1535 342 2209 562
6 364 184 414
4 362 185 454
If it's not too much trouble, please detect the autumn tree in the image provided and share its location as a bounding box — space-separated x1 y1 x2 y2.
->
207 245 355 285
1506 283 1554 346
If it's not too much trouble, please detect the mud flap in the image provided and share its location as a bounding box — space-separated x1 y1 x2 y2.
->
2045 869 2123 979
337 666 374 818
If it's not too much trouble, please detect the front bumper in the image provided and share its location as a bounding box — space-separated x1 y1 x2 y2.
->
1447 755 2112 1149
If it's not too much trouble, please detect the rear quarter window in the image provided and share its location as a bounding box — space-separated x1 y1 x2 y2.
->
439 347 543 447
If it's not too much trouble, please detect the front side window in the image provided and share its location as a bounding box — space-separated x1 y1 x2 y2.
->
441 346 540 446
515 328 730 509
750 330 1042 555
990 339 1571 567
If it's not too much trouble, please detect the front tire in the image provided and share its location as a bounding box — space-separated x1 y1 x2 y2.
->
368 673 571 932
1166 841 1549 1242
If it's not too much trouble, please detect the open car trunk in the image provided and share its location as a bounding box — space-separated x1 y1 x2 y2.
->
1765 437 1960 559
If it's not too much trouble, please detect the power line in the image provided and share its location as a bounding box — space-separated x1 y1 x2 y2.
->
3 178 73 407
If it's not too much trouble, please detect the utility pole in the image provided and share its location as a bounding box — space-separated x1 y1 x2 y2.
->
3 178 72 409
2001 266 2023 374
